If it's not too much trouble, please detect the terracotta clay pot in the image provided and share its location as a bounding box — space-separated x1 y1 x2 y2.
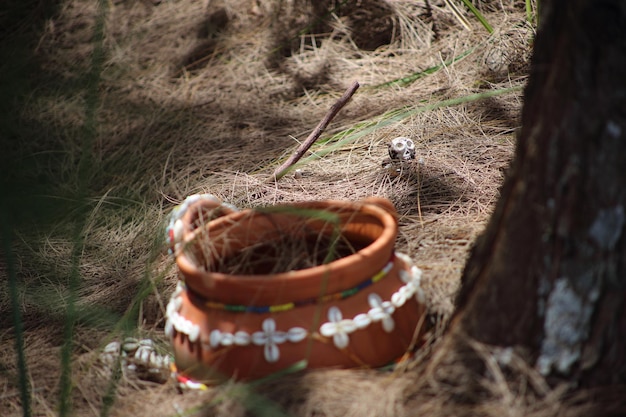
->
165 196 426 384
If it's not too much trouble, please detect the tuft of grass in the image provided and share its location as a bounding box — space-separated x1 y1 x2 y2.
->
459 0 494 33
292 85 522 170
58 0 109 412
371 48 475 89
444 0 493 33
2 213 31 417
526 0 539 26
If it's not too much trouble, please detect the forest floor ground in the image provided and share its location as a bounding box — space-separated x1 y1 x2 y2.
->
1 0 540 415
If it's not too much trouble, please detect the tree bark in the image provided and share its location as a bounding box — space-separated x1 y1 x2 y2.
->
449 0 626 388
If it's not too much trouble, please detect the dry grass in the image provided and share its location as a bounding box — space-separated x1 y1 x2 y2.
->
0 0 552 416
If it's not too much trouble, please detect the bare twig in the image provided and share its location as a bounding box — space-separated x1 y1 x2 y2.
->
272 81 360 181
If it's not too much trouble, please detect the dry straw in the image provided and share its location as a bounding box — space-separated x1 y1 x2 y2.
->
1 0 546 416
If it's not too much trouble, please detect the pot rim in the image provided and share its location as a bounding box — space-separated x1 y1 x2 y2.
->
176 199 398 303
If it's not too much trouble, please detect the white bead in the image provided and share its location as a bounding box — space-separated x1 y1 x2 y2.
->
169 313 179 330
103 341 121 355
174 296 183 312
382 316 395 333
287 327 307 343
399 270 410 284
320 323 336 337
263 318 276 332
273 331 288 344
391 291 407 308
339 319 357 333
173 219 184 243
220 332 234 346
251 331 267 346
138 339 154 347
265 343 280 363
176 316 188 333
368 306 385 321
416 288 426 304
148 351 161 368
174 281 184 296
210 330 223 348
177 318 187 334
395 252 413 267
411 265 422 284
122 338 139 353
405 281 418 296
136 346 151 364
188 324 200 343
328 306 342 322
353 313 371 329
185 379 205 390
166 299 176 318
382 301 395 315
164 319 173 338
234 331 251 346
333 332 350 349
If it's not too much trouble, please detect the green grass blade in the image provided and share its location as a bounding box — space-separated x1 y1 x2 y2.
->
258 206 341 225
2 213 31 416
459 0 494 33
536 0 540 25
371 48 474 89
169 361 309 417
526 0 539 26
99 355 123 417
292 86 522 168
239 385 296 417
58 0 108 415
248 360 309 386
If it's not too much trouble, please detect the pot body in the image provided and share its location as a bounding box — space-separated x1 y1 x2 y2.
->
165 197 426 383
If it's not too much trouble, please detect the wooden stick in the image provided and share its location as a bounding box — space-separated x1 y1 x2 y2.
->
272 81 360 181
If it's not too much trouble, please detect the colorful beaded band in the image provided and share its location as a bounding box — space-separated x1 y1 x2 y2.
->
165 252 425 365
171 352 412 391
165 252 424 389
172 363 210 391
188 254 395 314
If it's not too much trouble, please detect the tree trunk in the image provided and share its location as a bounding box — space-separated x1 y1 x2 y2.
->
449 0 626 388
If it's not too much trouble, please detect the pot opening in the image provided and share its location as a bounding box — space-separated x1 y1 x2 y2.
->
215 231 368 275
184 209 383 275
188 203 232 233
